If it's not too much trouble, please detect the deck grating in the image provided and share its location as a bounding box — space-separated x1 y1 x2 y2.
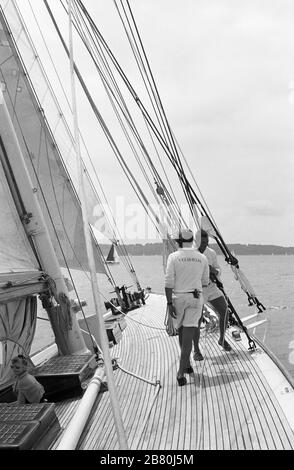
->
47 294 294 450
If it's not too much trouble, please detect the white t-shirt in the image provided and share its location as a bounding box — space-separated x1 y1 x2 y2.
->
203 246 222 278
165 247 209 293
202 246 223 301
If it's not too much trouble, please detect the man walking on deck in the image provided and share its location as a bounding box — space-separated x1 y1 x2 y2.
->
197 229 232 352
165 228 209 386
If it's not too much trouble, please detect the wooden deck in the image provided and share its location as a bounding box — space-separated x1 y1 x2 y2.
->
48 294 294 450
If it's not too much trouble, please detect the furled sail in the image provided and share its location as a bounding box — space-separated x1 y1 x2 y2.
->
0 6 106 275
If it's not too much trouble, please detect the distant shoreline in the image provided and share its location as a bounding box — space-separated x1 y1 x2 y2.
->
100 243 294 256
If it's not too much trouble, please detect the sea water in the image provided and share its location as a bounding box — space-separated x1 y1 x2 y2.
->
33 255 294 379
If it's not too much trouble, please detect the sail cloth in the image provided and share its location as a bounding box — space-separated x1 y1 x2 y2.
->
0 159 39 274
0 296 37 385
83 173 116 242
0 7 106 275
105 243 120 263
106 244 116 262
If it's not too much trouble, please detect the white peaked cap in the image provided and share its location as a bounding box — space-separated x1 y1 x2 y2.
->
172 228 194 241
179 228 194 241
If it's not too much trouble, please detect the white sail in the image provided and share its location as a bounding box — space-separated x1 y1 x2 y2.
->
0 159 38 274
0 4 107 275
105 243 119 264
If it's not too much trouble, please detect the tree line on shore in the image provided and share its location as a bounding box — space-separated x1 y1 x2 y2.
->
101 243 294 256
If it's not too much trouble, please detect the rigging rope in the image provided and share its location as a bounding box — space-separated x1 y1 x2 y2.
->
11 1 117 284
114 0 204 219
67 0 184 223
67 1 193 255
68 0 128 449
23 0 141 292
112 1 266 320
0 7 116 354
72 0 185 206
44 0 265 314
46 1 167 236
25 0 149 301
113 0 176 154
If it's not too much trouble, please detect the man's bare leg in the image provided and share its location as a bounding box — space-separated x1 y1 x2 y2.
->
209 296 232 351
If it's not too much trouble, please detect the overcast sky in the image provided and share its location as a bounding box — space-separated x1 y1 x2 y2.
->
13 0 294 246
98 0 294 246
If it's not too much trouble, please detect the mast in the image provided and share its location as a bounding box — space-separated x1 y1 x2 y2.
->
0 89 88 355
67 0 128 449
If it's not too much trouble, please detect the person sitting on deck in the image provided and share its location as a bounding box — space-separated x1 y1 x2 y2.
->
10 354 46 404
165 228 209 386
196 229 232 352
